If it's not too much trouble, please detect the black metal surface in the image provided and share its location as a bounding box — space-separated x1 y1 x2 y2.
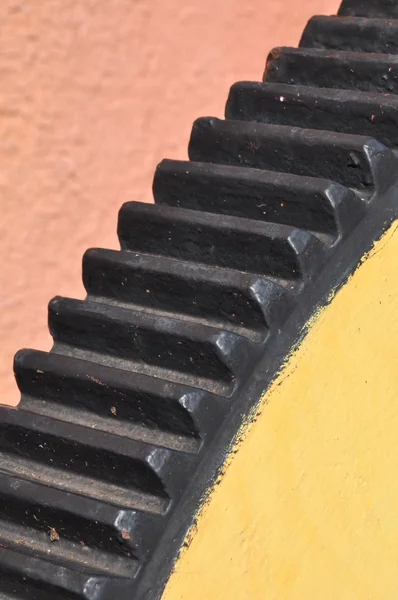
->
339 0 398 17
301 15 398 54
3 0 398 598
265 46 398 94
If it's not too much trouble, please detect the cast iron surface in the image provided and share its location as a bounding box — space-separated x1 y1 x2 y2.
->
2 0 398 598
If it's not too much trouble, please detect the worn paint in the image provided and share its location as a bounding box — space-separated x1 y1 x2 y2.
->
162 220 398 600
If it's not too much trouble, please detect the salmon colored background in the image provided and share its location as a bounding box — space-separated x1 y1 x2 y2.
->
0 0 338 405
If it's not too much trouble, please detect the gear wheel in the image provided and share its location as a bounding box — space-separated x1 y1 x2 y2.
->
2 0 398 598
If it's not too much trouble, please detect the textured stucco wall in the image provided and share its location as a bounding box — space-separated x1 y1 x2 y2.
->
0 0 338 404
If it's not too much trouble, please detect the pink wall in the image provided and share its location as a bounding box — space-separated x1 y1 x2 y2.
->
0 0 338 405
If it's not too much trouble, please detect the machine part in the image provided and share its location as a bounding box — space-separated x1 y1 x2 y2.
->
2 0 398 598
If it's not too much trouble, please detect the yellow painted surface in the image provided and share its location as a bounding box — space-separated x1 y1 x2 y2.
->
162 221 398 600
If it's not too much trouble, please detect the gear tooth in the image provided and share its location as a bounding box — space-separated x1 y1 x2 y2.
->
300 15 398 55
154 158 364 238
48 295 253 395
83 247 276 340
338 0 398 18
119 201 325 280
264 45 398 95
14 348 203 448
0 549 114 600
226 80 398 149
189 115 389 198
0 408 170 511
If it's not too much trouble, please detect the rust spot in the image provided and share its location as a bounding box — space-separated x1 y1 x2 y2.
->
87 375 107 387
49 527 60 542
270 47 281 61
263 47 281 80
